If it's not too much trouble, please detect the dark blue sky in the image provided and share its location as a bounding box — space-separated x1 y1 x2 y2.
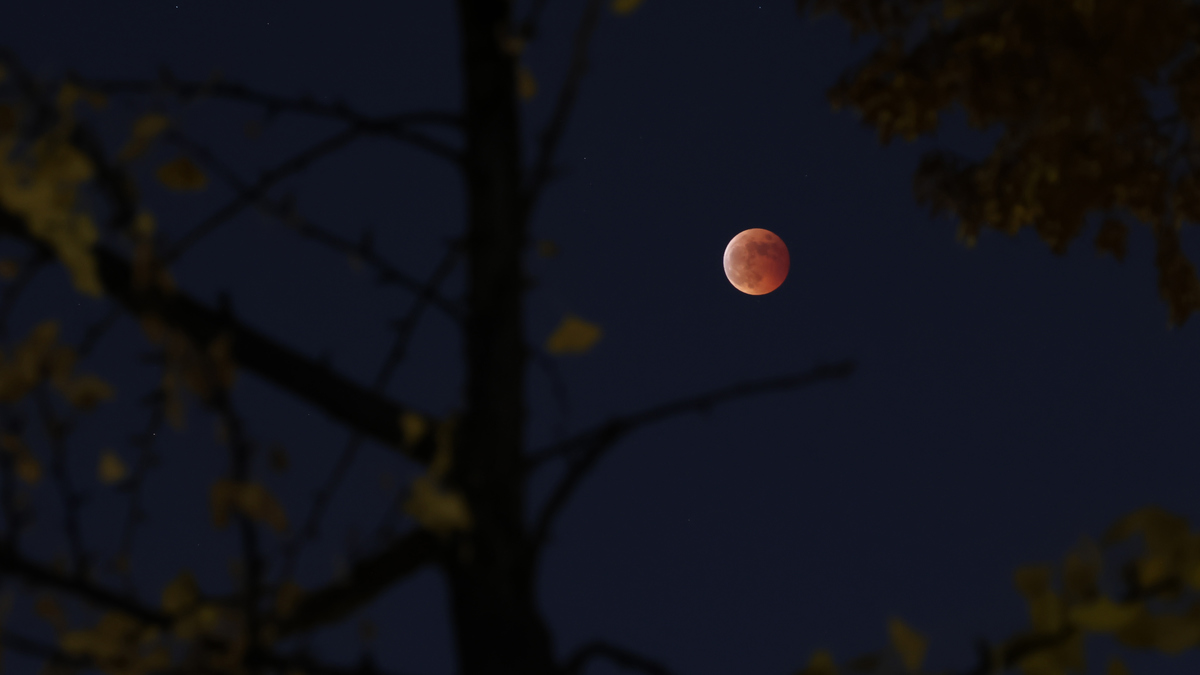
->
3 2 1200 674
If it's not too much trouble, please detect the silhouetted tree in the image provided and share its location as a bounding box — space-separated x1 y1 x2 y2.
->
0 0 1196 674
0 2 852 674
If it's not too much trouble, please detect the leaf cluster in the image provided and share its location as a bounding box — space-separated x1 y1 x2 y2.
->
800 0 1200 326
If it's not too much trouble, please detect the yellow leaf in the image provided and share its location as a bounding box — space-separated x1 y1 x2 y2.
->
61 374 113 410
133 211 156 239
797 649 837 675
1068 596 1142 632
97 450 127 484
236 482 289 532
56 82 81 111
1115 610 1200 654
537 239 559 258
404 476 472 536
545 314 602 355
518 66 538 101
499 34 527 57
1094 218 1128 262
887 617 927 672
399 411 428 450
612 0 645 15
16 455 40 485
0 259 18 279
156 156 208 191
119 114 170 161
161 571 199 616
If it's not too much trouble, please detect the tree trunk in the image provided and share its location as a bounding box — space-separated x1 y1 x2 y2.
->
449 2 556 674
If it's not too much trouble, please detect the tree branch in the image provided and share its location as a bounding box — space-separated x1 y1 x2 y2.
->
276 528 441 637
161 126 364 264
0 206 440 465
524 0 605 216
527 360 856 552
1 631 91 671
0 544 169 626
560 640 676 675
69 72 463 161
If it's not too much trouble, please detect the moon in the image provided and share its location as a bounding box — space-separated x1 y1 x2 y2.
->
723 228 789 295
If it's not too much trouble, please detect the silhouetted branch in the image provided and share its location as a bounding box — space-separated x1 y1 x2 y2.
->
255 649 425 675
210 387 266 663
0 414 29 548
524 0 605 214
1 631 91 670
518 0 555 41
165 131 464 323
69 72 462 160
0 204 441 465
33 389 90 578
0 250 50 341
528 360 856 552
277 529 441 637
162 127 364 264
0 544 169 626
376 239 464 390
560 640 676 675
110 386 167 593
278 239 461 583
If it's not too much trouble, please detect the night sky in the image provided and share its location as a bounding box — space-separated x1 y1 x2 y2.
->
4 2 1200 675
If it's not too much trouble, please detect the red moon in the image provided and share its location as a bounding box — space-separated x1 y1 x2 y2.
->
723 228 789 295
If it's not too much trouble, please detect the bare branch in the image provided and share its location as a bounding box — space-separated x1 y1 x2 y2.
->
1 631 91 670
254 649 426 675
0 250 51 341
277 528 441 637
109 386 167 593
70 72 463 160
163 131 464 322
528 360 856 552
162 127 364 264
278 239 462 582
210 387 267 662
34 389 90 578
560 640 676 675
0 544 169 626
524 0 606 215
518 0 555 41
0 206 441 465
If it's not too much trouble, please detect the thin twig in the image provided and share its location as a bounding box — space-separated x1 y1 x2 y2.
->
0 251 50 341
72 72 463 156
34 388 89 577
560 640 676 675
518 0 555 40
210 386 266 667
0 414 29 548
524 0 606 215
163 127 363 264
110 386 167 593
1 631 91 670
527 360 856 553
281 240 462 582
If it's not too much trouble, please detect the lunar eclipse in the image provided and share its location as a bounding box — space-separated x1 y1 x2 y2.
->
723 228 789 295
